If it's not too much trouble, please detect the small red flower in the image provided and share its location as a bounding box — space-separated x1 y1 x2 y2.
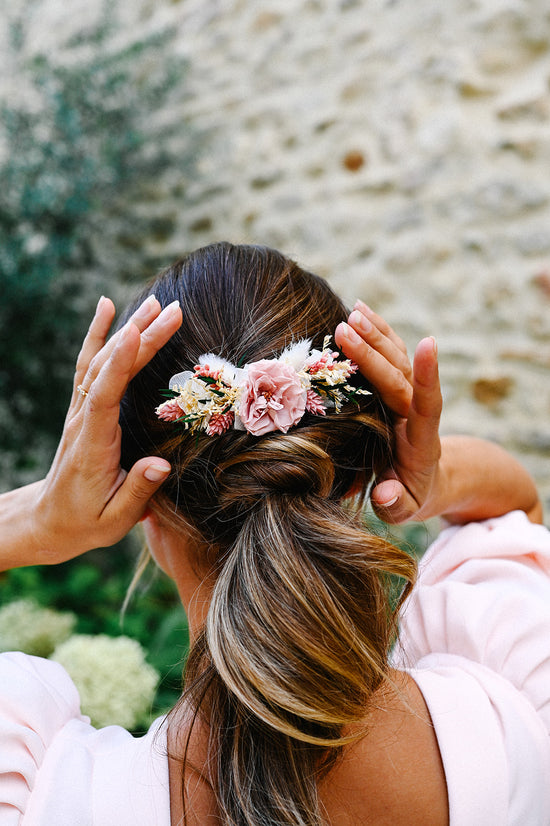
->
206 411 235 435
305 389 326 416
156 399 183 422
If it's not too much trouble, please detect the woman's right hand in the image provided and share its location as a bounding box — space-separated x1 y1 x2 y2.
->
28 294 182 565
335 301 443 524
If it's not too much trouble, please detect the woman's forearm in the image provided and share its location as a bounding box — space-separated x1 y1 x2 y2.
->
432 436 543 524
0 480 48 571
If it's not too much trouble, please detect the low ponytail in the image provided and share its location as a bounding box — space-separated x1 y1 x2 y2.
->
180 430 416 825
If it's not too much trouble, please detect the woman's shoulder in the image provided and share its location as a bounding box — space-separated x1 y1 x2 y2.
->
318 671 448 826
0 650 83 733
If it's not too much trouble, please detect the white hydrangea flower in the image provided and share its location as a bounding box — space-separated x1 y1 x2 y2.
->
52 634 159 730
0 599 76 657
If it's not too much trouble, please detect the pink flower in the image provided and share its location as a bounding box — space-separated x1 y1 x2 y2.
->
305 389 326 416
206 411 235 435
239 360 307 436
156 399 184 422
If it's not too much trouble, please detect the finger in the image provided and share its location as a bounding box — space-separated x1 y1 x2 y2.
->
128 299 182 379
406 337 442 457
74 294 159 394
83 323 143 446
347 308 412 381
83 301 181 441
353 300 408 356
74 297 116 394
102 457 171 530
370 478 417 524
335 321 412 417
371 475 431 524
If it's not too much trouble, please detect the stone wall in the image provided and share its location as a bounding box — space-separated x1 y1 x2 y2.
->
9 0 550 505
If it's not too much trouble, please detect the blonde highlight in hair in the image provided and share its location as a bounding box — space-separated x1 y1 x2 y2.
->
119 243 416 825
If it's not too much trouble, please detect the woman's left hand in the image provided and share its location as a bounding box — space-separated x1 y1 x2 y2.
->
29 294 182 564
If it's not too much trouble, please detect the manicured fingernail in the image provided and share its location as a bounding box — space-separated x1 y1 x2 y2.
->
134 294 158 320
339 322 362 343
94 295 107 316
337 321 350 339
144 462 170 482
161 300 181 318
116 323 133 346
350 309 372 333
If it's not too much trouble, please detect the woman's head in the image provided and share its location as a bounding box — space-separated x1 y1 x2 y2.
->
120 242 392 547
119 243 416 826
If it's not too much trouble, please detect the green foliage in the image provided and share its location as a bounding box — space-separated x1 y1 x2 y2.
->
0 4 193 484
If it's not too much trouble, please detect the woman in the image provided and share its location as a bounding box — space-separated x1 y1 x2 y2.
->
0 242 547 826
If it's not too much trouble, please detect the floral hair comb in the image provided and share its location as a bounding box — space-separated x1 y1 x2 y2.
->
155 336 371 437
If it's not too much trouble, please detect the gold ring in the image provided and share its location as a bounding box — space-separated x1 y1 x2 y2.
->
77 385 89 397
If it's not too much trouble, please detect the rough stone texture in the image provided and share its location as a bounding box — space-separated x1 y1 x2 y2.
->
5 0 550 507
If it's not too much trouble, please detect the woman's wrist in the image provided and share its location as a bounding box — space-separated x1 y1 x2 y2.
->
0 480 51 571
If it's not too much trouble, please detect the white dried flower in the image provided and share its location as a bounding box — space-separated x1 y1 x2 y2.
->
52 634 159 730
0 599 76 657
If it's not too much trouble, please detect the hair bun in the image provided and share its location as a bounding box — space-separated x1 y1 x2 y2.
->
217 434 335 512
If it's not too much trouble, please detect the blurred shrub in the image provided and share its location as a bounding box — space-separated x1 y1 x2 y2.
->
0 598 76 657
53 632 159 729
0 3 195 485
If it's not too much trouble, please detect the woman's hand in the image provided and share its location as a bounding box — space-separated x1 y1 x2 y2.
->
335 300 443 524
335 301 543 525
28 294 182 564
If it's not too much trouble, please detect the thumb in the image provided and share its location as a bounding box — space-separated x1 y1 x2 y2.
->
370 478 419 524
111 458 171 526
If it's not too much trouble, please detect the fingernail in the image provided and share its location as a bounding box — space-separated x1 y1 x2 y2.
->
340 322 362 343
94 295 107 315
430 336 438 356
337 321 350 339
134 294 158 320
381 495 399 508
350 309 371 333
161 299 180 315
144 463 170 482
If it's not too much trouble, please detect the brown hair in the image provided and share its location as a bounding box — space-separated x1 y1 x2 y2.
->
119 243 416 825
